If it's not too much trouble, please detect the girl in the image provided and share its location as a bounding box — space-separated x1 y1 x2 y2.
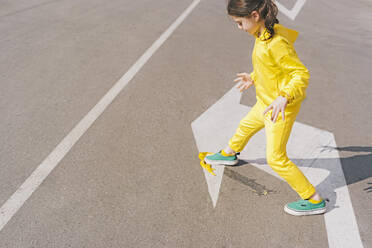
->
204 0 326 216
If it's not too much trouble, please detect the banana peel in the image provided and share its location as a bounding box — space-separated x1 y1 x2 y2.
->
198 152 216 176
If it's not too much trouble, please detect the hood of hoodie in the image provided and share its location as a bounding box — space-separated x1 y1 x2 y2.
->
256 23 299 44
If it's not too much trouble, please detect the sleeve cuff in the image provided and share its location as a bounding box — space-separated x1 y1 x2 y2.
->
279 90 294 104
249 71 256 82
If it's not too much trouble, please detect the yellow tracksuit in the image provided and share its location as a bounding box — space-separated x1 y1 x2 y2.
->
228 23 316 200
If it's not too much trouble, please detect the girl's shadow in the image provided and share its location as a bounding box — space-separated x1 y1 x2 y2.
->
227 145 372 213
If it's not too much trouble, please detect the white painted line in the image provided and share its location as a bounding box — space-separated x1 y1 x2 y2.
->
276 0 306 20
191 84 364 248
0 0 201 232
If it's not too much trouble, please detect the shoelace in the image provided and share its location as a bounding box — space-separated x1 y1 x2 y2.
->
219 150 240 156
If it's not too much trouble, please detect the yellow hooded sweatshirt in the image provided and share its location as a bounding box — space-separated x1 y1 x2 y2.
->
249 23 310 111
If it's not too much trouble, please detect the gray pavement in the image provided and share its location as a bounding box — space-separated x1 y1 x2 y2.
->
0 0 371 247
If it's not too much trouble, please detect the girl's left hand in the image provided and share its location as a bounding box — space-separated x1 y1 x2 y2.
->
263 96 288 123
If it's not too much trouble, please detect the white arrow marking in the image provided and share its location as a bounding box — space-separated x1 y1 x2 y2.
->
276 0 307 20
191 84 364 248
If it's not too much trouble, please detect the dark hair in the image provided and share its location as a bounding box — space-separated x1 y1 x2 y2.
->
227 0 279 40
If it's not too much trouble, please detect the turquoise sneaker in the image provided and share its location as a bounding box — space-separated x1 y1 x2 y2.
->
204 150 240 166
284 198 327 216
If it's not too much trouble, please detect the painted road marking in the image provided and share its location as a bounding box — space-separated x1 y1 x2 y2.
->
0 0 201 232
276 0 307 20
191 84 364 248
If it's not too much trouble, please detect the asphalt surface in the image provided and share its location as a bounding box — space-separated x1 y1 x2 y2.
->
0 0 371 247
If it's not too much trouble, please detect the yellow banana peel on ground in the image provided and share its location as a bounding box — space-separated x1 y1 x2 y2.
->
198 152 216 176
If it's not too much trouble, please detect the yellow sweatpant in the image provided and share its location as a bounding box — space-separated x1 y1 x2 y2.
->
228 100 316 200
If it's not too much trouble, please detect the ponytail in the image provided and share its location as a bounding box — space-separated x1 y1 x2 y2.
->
260 0 279 39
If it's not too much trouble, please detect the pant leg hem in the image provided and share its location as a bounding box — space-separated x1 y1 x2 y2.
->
300 186 317 200
228 140 241 153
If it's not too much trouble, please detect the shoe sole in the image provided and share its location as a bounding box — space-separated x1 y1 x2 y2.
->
204 157 238 166
284 205 327 216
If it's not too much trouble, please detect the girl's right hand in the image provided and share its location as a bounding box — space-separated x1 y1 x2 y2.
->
234 72 254 92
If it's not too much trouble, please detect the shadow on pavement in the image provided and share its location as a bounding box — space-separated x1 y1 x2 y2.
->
225 145 372 213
